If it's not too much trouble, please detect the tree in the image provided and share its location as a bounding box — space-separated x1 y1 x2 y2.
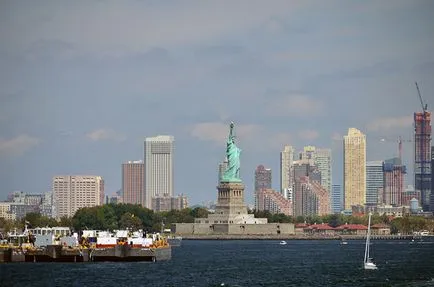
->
119 213 143 230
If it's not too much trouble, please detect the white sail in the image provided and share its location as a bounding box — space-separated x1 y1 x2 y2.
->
364 212 377 270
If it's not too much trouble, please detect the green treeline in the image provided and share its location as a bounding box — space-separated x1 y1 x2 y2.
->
0 204 433 235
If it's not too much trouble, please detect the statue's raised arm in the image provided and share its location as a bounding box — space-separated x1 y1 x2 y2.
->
221 122 242 183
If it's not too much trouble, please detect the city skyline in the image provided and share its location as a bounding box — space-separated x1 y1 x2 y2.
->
1 1 433 205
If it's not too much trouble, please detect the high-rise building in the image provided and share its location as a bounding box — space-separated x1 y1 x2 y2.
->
122 160 144 206
256 188 292 216
383 158 406 206
314 148 332 194
343 128 366 210
431 146 434 209
218 158 228 184
299 146 332 196
254 165 272 210
280 145 295 193
366 161 384 206
331 184 343 213
53 175 104 218
414 111 431 211
144 135 174 209
254 165 272 191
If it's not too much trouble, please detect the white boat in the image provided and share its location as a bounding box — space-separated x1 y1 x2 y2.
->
364 212 378 270
279 240 287 245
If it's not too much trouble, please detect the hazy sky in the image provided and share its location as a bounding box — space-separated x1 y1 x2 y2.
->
0 0 433 205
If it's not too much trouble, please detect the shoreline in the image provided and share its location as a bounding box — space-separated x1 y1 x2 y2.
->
181 234 433 240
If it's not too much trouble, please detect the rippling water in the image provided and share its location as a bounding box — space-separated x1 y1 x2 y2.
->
1 239 434 287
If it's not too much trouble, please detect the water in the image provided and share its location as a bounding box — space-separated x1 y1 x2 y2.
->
1 240 434 287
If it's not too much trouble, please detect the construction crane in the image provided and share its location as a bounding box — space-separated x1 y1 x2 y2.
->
380 136 412 163
415 82 428 113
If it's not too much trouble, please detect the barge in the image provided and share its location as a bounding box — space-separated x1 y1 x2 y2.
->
1 227 172 263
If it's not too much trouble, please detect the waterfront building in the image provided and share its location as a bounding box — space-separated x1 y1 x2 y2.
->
280 145 295 193
343 128 366 209
414 111 431 211
144 135 174 209
366 161 384 206
122 160 145 206
53 175 104 218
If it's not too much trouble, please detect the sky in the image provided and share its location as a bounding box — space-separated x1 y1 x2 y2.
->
0 0 433 205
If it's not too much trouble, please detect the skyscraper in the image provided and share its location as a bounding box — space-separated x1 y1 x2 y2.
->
414 111 432 211
331 184 343 213
431 146 434 209
53 175 104 218
314 148 332 194
218 158 228 184
254 165 272 211
383 158 406 206
255 165 272 191
144 135 174 209
366 161 383 206
122 160 144 206
280 145 294 193
343 128 366 210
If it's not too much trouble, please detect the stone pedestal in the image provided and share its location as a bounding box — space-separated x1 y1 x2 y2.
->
215 181 248 216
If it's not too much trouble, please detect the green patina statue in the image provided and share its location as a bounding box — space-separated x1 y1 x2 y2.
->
221 122 242 183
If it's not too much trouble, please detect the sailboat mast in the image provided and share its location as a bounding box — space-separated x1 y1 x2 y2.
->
364 212 372 263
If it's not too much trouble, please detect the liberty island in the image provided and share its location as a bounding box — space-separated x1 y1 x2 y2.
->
173 122 294 236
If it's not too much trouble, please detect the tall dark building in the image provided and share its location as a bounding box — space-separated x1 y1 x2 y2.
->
254 165 272 191
431 146 434 210
414 111 432 211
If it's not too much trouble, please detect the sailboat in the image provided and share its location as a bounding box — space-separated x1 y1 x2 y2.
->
364 212 378 270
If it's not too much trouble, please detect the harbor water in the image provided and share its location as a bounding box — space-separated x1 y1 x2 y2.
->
1 239 434 286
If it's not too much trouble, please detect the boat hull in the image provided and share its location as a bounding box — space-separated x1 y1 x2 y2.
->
364 262 378 270
90 245 171 262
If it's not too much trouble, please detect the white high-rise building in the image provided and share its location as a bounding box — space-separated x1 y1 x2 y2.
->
144 135 174 209
280 145 295 193
53 175 104 218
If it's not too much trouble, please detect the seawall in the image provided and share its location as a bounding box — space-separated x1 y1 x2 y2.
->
181 234 432 240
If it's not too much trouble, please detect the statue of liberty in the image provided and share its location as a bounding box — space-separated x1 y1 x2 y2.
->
221 122 242 182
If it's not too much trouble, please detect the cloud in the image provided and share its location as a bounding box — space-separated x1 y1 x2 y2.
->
366 116 413 132
265 93 324 117
298 129 319 141
0 134 40 156
1 1 308 55
268 133 293 150
86 128 126 142
189 122 263 146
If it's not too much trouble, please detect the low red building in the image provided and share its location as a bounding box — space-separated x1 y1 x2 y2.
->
334 223 368 235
